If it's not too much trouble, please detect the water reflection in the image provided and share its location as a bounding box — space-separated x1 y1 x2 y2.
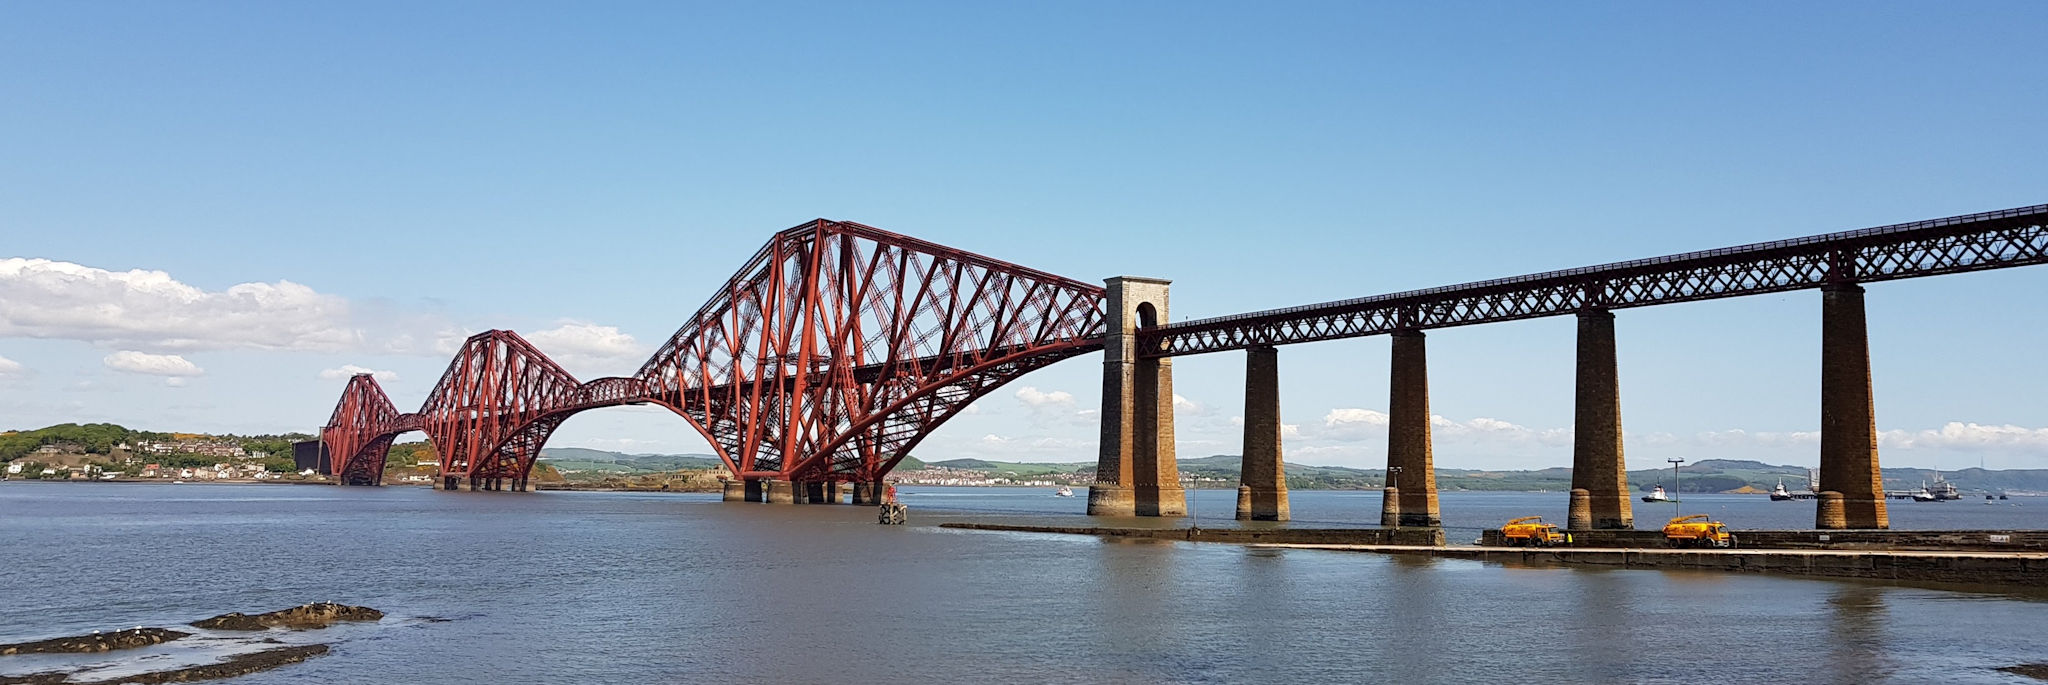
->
1825 585 1892 683
1386 555 1449 676
1566 568 1635 682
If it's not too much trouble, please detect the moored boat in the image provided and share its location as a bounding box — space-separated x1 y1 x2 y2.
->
1641 485 1678 503
1769 478 1794 501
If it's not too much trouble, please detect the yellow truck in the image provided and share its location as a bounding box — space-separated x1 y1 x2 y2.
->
1662 514 1736 548
1500 516 1566 547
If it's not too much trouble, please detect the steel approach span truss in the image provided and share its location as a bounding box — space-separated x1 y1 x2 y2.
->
1148 204 2048 357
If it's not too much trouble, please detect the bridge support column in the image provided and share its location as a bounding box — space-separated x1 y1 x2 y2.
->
765 479 796 504
1818 283 1888 529
723 480 747 501
1569 309 1633 530
1380 486 1400 527
744 478 765 503
1388 329 1439 527
1086 276 1184 518
1236 346 1289 521
850 482 873 505
443 476 458 491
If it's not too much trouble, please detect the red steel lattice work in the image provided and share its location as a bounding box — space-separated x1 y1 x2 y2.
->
320 220 1106 487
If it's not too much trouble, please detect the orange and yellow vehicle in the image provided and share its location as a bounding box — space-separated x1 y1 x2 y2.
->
1500 516 1566 547
1662 514 1736 548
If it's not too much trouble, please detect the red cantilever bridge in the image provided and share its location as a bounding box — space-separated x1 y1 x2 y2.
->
324 205 2048 528
322 219 1108 495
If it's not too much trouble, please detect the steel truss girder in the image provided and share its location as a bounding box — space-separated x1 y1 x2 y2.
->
638 220 1107 483
1148 204 2048 357
319 219 1107 486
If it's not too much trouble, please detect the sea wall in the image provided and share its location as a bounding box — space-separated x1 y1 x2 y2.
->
1477 528 2048 552
939 523 1446 546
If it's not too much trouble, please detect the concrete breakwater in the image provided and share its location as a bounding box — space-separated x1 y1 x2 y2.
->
1477 528 2048 552
942 523 2048 587
937 522 1445 546
1264 544 2048 587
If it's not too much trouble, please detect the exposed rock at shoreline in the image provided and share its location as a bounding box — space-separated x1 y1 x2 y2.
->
190 603 383 631
0 643 328 684
0 627 190 655
2003 664 2048 680
121 644 330 684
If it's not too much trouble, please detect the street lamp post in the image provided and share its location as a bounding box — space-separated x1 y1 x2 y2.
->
1668 457 1686 519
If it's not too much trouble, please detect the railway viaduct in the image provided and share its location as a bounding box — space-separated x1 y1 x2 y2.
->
322 205 2048 530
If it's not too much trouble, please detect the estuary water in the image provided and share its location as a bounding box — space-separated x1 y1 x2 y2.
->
3 482 2046 683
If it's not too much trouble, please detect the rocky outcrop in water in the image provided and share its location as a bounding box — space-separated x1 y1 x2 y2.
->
2003 664 2048 680
0 627 190 655
189 603 383 631
119 644 330 683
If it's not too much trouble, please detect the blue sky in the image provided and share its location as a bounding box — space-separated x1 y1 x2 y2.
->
2 3 2044 471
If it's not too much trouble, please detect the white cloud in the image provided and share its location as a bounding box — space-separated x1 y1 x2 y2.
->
103 351 203 376
1172 393 1204 414
165 377 189 388
319 364 398 382
524 322 645 367
0 258 364 352
1880 422 2048 455
0 355 21 375
1014 386 1075 408
1324 407 1390 427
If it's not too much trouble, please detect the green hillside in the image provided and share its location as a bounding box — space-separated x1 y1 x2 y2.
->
537 448 723 473
925 458 1088 477
534 446 2048 493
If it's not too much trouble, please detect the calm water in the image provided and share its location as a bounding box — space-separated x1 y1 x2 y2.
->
3 482 2046 683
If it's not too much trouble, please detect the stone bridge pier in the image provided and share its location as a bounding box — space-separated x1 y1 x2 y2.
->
1569 309 1633 530
1087 277 1185 517
1818 282 1888 529
1235 346 1289 521
1382 329 1440 527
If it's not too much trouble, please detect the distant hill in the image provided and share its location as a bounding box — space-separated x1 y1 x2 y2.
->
534 447 2048 493
924 458 1088 476
1177 454 2048 493
537 448 723 474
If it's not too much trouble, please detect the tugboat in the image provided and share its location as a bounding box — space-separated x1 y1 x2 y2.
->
1642 484 1677 503
1769 478 1795 501
1911 483 1938 502
1053 486 1074 498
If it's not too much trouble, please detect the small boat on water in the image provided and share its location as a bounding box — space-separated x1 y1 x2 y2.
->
1053 486 1074 498
1912 483 1939 502
1769 478 1794 501
1642 485 1678 503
